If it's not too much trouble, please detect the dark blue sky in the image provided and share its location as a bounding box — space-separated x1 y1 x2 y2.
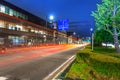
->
5 0 101 37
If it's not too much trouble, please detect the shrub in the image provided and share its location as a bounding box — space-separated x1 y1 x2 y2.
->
66 46 120 80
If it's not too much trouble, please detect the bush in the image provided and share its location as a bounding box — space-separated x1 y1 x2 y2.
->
66 46 120 80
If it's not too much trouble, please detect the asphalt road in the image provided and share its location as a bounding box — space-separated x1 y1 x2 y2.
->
0 45 82 80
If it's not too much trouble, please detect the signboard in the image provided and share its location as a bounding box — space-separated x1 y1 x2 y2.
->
58 19 69 31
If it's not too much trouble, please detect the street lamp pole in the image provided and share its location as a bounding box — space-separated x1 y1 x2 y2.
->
49 15 55 44
92 33 94 51
45 15 55 44
44 16 48 45
90 28 94 51
46 17 47 27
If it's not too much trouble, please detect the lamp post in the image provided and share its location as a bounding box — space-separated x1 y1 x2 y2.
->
73 32 76 44
90 28 94 51
46 17 48 28
45 15 55 44
43 34 46 44
73 32 76 35
49 15 56 44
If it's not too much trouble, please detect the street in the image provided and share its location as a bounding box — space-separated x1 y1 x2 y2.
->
0 45 82 80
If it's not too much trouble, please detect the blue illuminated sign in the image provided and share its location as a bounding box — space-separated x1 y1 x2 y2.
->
58 19 69 31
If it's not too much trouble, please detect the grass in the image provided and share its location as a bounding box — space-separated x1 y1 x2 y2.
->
94 46 120 59
66 46 120 80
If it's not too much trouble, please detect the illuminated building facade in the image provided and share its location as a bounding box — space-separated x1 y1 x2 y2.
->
0 1 78 48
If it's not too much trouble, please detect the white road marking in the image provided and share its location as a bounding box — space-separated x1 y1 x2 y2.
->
43 46 85 80
43 55 75 80
0 76 8 80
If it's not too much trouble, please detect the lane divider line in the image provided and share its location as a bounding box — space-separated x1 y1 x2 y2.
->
43 55 75 80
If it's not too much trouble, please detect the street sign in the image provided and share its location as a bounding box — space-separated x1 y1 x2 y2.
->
58 19 69 31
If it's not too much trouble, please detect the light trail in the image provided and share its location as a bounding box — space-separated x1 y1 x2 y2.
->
0 44 79 68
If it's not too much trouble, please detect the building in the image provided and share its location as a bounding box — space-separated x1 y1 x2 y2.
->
0 0 78 48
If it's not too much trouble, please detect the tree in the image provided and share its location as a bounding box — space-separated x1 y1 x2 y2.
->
94 29 113 46
92 0 120 52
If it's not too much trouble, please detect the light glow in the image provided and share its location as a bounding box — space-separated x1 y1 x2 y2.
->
49 15 54 20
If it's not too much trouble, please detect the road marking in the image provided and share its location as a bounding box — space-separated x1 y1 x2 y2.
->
43 55 75 80
43 46 85 80
0 76 8 80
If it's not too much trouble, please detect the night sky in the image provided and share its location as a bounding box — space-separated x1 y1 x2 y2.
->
5 0 102 37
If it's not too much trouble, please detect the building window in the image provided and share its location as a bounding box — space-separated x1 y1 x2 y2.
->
8 24 15 30
0 21 5 28
8 36 25 45
22 14 25 19
0 38 4 45
0 5 5 13
25 15 28 20
0 4 28 20
13 10 17 17
19 13 23 19
16 25 23 31
9 9 13 16
17 12 21 18
16 11 19 18
5 6 9 14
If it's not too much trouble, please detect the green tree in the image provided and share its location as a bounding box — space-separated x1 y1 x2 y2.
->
92 0 120 52
94 29 113 46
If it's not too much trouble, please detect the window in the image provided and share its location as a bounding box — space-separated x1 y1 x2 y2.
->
0 5 5 13
25 15 28 20
19 13 23 19
17 12 21 18
9 36 25 45
4 22 9 28
0 4 28 20
13 10 17 17
16 25 23 31
0 21 5 28
22 14 25 19
0 38 4 45
9 9 13 16
5 6 9 14
8 24 15 30
16 11 19 17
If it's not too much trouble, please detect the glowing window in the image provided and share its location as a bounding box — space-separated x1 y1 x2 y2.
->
0 5 5 13
9 9 13 16
0 22 5 28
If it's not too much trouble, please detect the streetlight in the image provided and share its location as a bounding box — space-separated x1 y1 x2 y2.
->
49 15 54 24
45 15 55 44
73 32 76 35
49 15 56 44
43 34 46 44
49 15 54 20
45 15 54 27
90 28 94 51
73 32 76 44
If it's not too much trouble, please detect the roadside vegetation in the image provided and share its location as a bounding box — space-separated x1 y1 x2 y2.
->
66 46 120 80
92 0 120 52
65 0 120 79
